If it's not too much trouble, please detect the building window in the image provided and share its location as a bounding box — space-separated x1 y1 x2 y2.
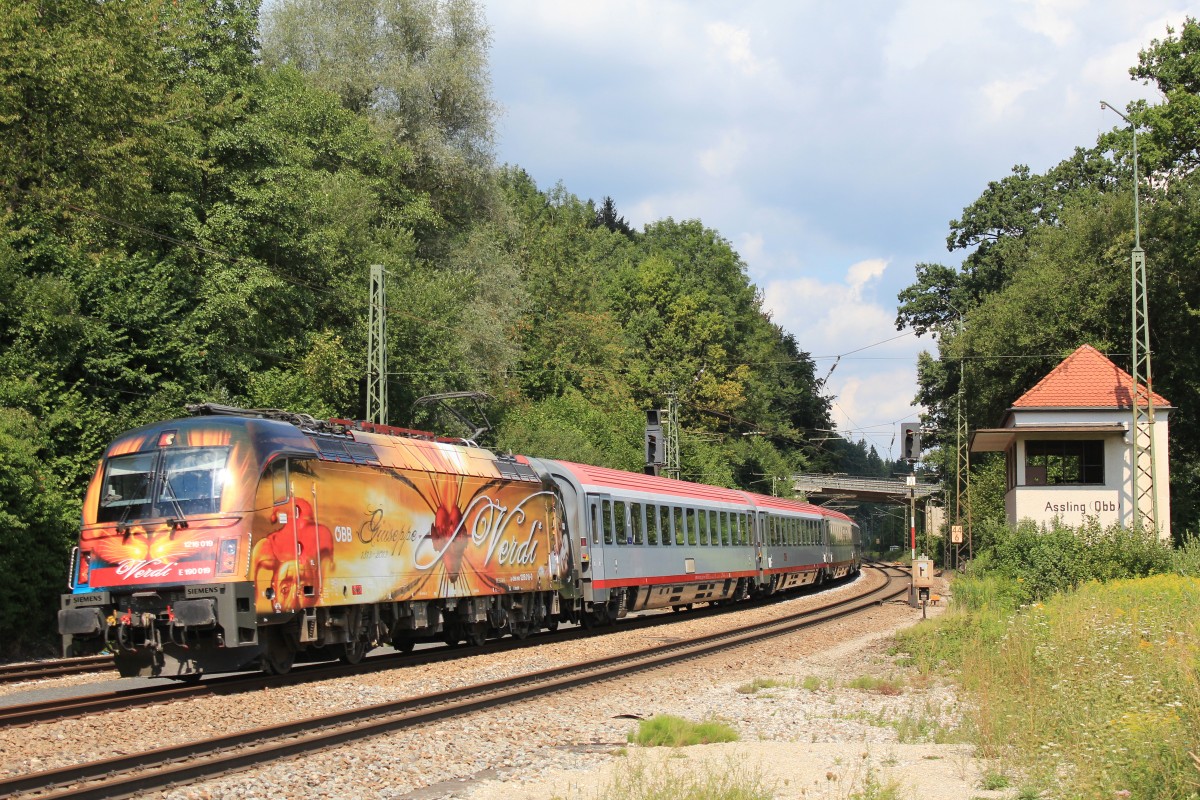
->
1024 440 1104 485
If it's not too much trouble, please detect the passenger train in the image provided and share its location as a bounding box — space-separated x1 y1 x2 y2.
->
58 405 862 678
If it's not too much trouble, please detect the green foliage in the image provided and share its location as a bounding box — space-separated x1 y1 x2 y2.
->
0 408 76 654
985 519 1173 602
494 389 643 471
735 677 789 694
844 675 903 695
627 715 740 747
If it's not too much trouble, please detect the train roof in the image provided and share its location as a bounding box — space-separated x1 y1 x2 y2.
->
553 461 754 506
550 460 855 522
750 494 854 522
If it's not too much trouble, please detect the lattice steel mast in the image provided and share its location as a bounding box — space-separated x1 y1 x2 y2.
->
1102 100 1158 533
367 264 388 425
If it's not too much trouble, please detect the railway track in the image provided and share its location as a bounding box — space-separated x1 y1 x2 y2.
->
0 565 909 800
0 568 890 729
0 655 113 685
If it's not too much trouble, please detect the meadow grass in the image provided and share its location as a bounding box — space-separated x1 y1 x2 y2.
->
588 753 775 800
899 573 1200 799
627 714 740 747
735 677 792 694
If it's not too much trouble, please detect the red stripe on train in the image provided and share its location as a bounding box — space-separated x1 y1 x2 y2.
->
592 569 757 589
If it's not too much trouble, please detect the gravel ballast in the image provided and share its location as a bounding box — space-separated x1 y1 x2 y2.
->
5 572 1006 799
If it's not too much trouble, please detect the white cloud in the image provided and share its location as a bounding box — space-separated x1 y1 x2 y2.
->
705 21 766 76
484 0 1195 446
698 130 748 178
763 258 925 449
980 72 1048 119
847 258 889 299
1017 0 1084 46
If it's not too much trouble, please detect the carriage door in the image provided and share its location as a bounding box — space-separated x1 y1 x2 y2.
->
755 511 769 586
586 495 611 601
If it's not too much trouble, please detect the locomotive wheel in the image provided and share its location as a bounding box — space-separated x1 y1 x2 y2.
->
340 637 368 665
544 617 559 633
509 619 532 640
260 628 295 675
393 639 415 654
467 623 487 647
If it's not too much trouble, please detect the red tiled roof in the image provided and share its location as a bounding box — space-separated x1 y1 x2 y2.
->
1012 344 1170 409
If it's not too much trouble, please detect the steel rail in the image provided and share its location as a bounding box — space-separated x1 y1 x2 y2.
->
0 655 114 685
0 571 880 728
0 566 907 800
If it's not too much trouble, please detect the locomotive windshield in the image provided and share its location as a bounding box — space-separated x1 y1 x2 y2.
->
97 446 231 522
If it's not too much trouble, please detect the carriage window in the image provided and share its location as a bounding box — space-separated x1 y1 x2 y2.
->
719 512 729 545
602 499 614 545
614 500 628 544
645 503 658 545
685 508 697 545
707 511 717 546
673 506 685 544
631 502 644 544
791 519 799 545
661 505 672 545
697 509 708 545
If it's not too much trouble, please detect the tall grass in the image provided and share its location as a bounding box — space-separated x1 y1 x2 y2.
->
902 574 1200 798
592 754 774 800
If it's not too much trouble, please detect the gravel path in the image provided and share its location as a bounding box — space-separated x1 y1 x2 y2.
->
4 572 1008 799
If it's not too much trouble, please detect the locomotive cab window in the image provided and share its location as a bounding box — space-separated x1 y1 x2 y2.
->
160 446 229 516
97 452 156 522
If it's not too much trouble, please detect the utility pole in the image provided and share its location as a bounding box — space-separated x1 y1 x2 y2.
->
1101 100 1158 533
367 264 387 425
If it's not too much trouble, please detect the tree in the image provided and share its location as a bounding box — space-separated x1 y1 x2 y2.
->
262 0 498 231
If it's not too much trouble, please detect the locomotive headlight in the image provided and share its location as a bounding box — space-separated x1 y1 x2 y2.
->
77 551 91 584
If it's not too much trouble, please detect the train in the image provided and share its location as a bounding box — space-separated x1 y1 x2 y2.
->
58 404 862 678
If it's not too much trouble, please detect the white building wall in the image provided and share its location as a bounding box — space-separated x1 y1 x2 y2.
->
1001 406 1171 540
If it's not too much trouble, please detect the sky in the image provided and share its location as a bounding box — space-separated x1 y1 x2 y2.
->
481 0 1189 460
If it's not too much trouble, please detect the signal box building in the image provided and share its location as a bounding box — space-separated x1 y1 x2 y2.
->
970 345 1172 540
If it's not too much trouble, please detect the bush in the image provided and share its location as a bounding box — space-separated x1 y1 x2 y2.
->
985 518 1172 602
